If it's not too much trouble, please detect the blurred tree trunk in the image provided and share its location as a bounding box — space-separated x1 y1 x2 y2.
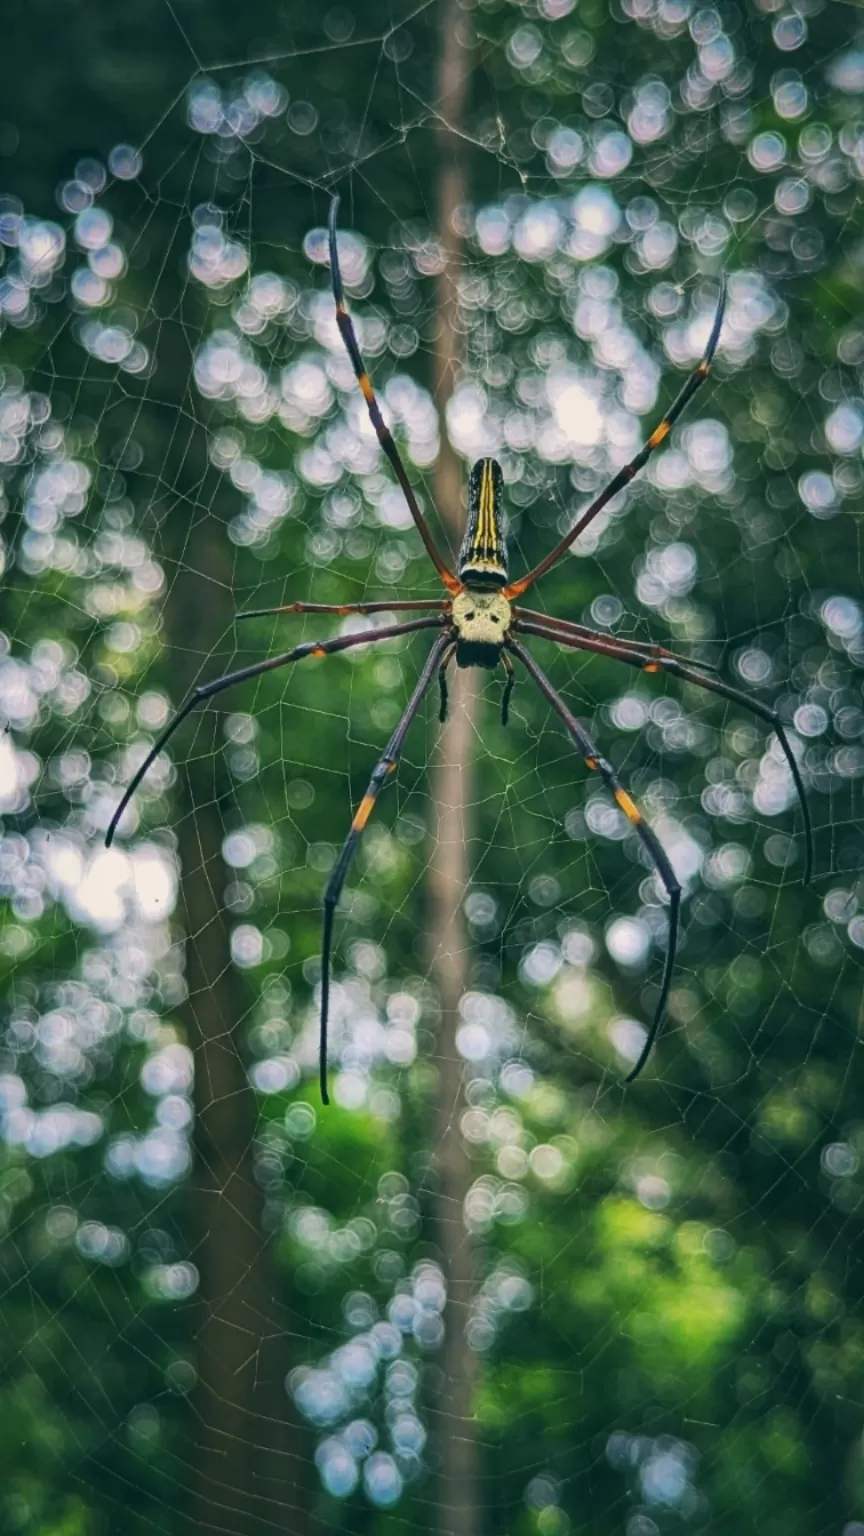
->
152 250 312 1536
427 7 479 1536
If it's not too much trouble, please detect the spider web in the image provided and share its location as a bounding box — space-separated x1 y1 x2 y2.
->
2 2 864 1532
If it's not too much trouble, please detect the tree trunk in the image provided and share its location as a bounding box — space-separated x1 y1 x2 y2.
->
427 8 479 1536
150 268 311 1536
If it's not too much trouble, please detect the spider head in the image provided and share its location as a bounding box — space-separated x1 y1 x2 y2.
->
452 589 512 669
458 458 508 589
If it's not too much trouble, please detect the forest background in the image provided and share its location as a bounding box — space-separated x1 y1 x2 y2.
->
1 1 864 1533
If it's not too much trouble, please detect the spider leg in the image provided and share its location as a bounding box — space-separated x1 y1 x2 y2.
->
500 651 515 726
516 619 813 883
104 616 446 848
505 279 727 600
437 642 457 723
320 633 452 1104
237 599 449 621
329 197 461 595
514 608 720 673
508 638 681 1083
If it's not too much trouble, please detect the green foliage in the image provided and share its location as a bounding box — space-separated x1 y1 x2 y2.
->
2 0 864 1532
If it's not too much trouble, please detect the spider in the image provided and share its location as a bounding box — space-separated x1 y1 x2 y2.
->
106 196 813 1104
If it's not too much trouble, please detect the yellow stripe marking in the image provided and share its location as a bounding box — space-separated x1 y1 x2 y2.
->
647 420 671 448
359 373 374 403
615 788 642 824
484 461 495 549
352 793 376 832
472 460 496 558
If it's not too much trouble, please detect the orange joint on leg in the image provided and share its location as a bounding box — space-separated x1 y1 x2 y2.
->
312 646 328 658
647 420 671 449
352 793 376 832
584 757 598 771
358 373 374 403
643 662 660 673
697 360 710 376
615 788 642 824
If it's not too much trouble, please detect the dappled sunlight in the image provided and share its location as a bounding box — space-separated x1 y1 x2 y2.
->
1 4 863 1531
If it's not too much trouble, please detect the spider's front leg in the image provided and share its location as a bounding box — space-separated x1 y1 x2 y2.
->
516 618 813 883
105 616 446 847
319 632 452 1104
509 638 681 1082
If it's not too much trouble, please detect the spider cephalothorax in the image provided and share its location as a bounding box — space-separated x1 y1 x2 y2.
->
105 195 813 1105
451 585 512 669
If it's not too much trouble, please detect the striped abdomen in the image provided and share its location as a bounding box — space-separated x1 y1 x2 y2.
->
458 458 508 589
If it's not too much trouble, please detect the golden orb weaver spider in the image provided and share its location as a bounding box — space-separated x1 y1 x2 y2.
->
106 196 813 1104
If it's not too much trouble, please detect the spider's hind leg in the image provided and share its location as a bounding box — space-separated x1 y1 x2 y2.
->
500 651 515 726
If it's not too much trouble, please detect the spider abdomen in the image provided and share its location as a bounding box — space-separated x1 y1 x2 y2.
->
452 589 512 669
458 458 508 589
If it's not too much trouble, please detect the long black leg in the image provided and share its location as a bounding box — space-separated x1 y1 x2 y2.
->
329 197 460 595
506 280 726 599
105 616 446 847
237 599 449 621
509 638 681 1084
514 608 720 672
515 619 813 884
320 633 451 1104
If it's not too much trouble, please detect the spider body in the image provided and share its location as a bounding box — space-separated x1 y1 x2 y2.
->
451 584 511 670
458 457 508 589
105 195 814 1105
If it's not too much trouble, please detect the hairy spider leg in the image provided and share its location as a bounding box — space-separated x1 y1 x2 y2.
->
320 633 452 1103
437 641 458 723
500 651 515 726
237 599 449 621
509 638 681 1083
104 616 446 848
329 197 461 595
505 278 727 600
516 619 813 884
514 608 721 673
